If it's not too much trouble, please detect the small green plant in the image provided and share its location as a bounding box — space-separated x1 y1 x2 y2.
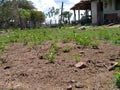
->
45 52 55 63
73 54 81 63
51 43 59 53
91 41 99 49
114 72 120 88
114 62 120 88
63 46 72 53
115 62 120 71
75 37 91 47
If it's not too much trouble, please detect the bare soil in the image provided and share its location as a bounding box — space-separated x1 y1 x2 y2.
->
0 41 120 90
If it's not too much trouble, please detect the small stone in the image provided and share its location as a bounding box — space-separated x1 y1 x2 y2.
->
75 62 87 69
75 83 84 88
79 54 83 56
98 50 104 53
79 26 86 30
73 69 78 72
79 51 85 54
62 60 65 62
96 63 104 67
66 85 72 90
69 64 74 67
4 66 11 69
69 80 77 83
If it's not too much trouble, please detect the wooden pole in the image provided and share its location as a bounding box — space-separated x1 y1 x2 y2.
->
74 9 76 22
61 2 64 22
78 10 80 22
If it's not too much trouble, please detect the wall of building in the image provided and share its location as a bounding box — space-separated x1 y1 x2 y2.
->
91 0 120 24
91 0 98 24
102 0 120 16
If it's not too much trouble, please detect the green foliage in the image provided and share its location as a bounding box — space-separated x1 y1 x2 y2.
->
45 52 55 63
75 37 91 47
62 11 72 24
63 46 72 53
91 41 99 49
73 54 81 63
51 43 59 53
30 10 45 28
17 0 35 10
0 27 119 54
19 8 31 20
114 72 120 88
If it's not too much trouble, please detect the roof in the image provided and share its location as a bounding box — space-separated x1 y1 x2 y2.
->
70 0 91 10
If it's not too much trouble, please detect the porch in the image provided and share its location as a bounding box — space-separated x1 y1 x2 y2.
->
70 0 91 25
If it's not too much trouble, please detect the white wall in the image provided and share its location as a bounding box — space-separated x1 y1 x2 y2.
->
91 0 98 24
103 0 120 16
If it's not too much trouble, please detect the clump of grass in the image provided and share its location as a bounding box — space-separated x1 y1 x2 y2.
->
51 43 59 53
75 37 91 47
62 37 71 43
73 54 81 63
112 37 120 45
62 46 72 53
91 41 99 49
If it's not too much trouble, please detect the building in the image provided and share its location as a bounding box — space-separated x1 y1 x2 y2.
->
71 0 120 25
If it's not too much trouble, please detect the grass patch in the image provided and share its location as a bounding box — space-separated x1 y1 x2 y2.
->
0 26 119 54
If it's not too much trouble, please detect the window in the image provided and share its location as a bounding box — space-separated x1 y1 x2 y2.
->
116 0 120 10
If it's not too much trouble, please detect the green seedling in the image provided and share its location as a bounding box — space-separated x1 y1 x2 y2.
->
73 54 81 63
45 52 55 63
114 72 120 88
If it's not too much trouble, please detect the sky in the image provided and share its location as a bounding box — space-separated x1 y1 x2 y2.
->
30 0 80 12
29 0 81 23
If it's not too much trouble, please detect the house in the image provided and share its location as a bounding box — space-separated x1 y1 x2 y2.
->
71 0 120 25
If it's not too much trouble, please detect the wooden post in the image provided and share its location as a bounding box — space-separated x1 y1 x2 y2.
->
78 10 80 22
61 2 64 22
74 9 76 22
97 0 103 25
85 9 88 24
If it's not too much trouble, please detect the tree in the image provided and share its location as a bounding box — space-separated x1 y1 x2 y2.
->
14 0 35 29
62 11 72 24
46 7 59 25
31 10 45 28
19 8 31 28
0 0 35 29
0 0 14 29
17 0 35 10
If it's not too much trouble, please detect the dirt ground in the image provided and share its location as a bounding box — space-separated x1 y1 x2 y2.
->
0 41 120 90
